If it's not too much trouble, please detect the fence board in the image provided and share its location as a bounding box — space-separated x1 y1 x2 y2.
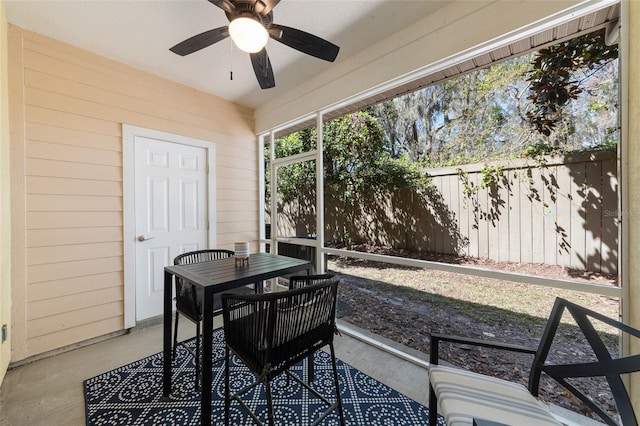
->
584 161 602 272
520 167 537 263
559 165 572 266
476 174 490 259
434 175 444 253
410 191 421 250
466 173 480 258
601 158 618 274
457 175 470 256
507 170 520 263
533 166 558 265
495 174 510 262
487 182 500 261
568 162 586 270
441 174 452 253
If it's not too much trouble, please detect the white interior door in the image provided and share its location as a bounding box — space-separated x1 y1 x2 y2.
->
134 136 208 320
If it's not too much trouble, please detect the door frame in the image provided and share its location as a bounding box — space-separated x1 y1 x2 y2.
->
122 125 216 328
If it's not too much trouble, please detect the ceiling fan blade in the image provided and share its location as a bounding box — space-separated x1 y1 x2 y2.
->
255 0 280 16
170 27 230 56
207 0 235 14
250 48 275 89
269 24 339 62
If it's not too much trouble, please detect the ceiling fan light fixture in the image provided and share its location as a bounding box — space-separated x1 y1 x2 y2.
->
170 0 340 90
229 16 268 53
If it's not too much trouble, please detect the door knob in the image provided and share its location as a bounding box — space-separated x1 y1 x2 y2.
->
137 235 155 242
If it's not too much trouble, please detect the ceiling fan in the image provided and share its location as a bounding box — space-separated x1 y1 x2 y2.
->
170 0 340 89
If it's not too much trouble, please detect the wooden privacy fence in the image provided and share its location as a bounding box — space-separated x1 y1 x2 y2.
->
425 150 617 274
277 149 618 274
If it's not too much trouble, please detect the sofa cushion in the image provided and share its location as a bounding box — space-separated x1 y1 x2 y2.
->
429 365 563 426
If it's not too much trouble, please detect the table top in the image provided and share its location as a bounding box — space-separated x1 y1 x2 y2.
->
164 252 311 292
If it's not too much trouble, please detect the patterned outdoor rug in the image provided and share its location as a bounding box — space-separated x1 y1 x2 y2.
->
84 328 441 425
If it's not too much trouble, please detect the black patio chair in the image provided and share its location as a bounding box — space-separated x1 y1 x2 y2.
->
221 280 345 426
288 273 339 381
173 249 256 391
288 273 337 290
428 297 640 426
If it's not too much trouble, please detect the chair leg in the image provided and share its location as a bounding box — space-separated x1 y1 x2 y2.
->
195 320 201 391
224 346 230 426
265 379 275 426
172 312 179 360
429 382 438 426
329 343 345 426
307 354 314 382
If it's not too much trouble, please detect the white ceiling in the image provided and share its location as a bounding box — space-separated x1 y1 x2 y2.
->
3 0 450 110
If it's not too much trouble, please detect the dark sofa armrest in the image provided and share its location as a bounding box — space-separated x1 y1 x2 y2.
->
429 332 537 365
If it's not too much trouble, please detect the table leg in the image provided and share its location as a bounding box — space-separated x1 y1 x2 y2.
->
163 271 173 398
201 288 214 426
305 265 315 382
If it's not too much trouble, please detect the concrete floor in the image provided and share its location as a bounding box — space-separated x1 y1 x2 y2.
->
0 317 430 426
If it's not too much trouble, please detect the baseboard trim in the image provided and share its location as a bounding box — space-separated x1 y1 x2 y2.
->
8 329 128 369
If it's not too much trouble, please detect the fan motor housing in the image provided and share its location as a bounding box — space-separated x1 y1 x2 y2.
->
226 1 273 27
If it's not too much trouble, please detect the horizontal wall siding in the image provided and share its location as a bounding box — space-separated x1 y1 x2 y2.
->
12 26 258 359
1 4 11 385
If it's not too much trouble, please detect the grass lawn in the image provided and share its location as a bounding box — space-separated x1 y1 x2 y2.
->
328 254 620 334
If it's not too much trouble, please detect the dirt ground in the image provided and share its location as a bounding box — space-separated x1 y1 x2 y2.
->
328 245 620 422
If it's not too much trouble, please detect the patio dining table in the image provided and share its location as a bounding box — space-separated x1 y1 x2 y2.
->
162 252 312 426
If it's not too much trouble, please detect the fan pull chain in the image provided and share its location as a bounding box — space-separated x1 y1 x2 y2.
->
230 39 233 81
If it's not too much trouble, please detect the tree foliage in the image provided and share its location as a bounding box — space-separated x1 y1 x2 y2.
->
526 29 618 136
269 28 619 211
367 29 618 166
270 111 433 209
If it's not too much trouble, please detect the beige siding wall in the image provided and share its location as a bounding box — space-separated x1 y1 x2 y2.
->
8 26 257 361
627 0 640 410
1 3 12 384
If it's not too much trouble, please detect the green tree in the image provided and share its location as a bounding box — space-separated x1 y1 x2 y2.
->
271 111 426 203
268 111 434 224
526 29 618 137
430 57 531 162
368 28 618 167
